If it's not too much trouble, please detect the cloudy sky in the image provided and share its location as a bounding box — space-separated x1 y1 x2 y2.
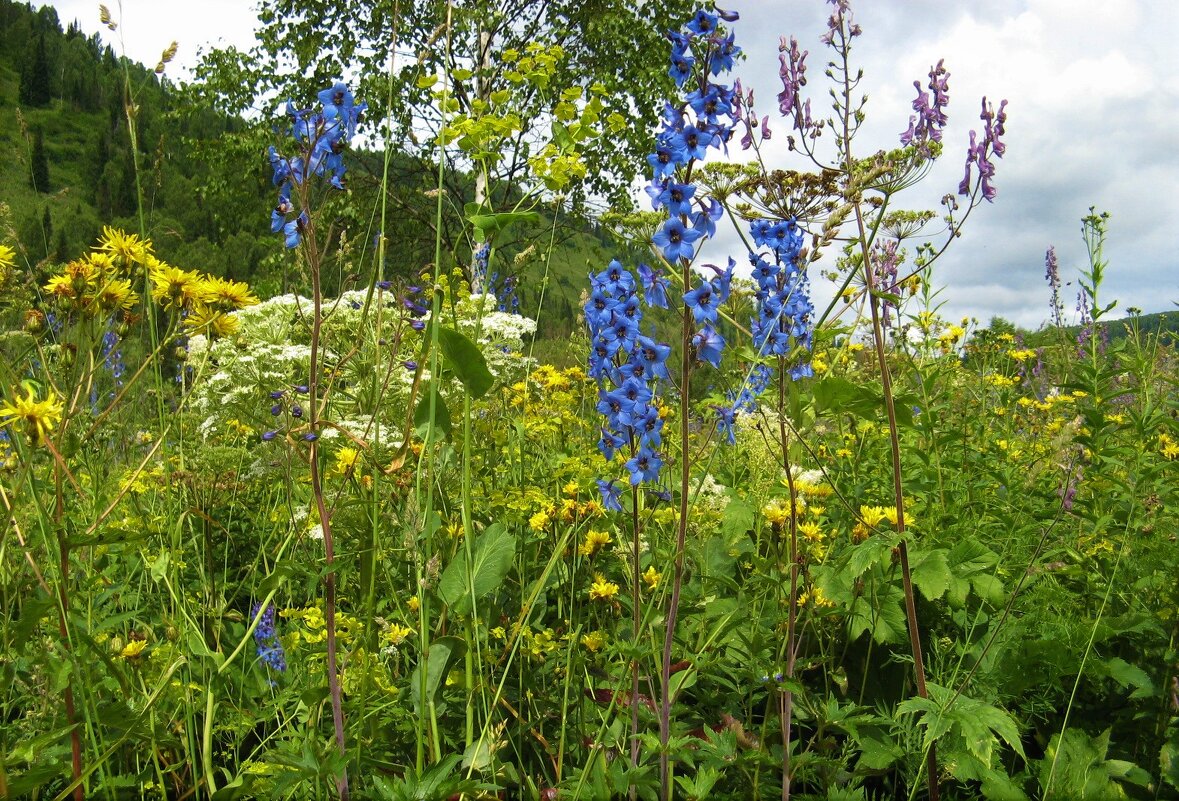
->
45 0 1179 329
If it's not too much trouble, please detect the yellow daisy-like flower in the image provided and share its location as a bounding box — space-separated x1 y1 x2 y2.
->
581 631 606 653
94 277 139 313
588 574 620 602
150 264 208 311
96 226 152 268
406 596 420 613
859 505 888 528
203 275 260 311
0 243 14 271
119 639 148 659
578 528 611 557
1160 433 1179 460
762 499 790 526
642 565 662 590
0 384 64 446
797 521 824 542
333 446 362 478
1007 348 1037 362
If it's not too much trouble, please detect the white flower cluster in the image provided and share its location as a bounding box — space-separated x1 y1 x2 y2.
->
183 288 538 443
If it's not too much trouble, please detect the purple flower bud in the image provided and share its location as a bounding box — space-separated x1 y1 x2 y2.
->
269 390 285 399
303 432 318 441
291 405 303 418
407 285 422 294
402 360 417 371
376 280 392 290
294 384 309 394
271 404 282 416
410 320 426 331
262 431 278 441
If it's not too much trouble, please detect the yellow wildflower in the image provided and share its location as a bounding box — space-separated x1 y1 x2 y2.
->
763 499 790 526
642 566 662 590
96 226 152 268
94 277 139 313
529 509 551 532
578 529 611 557
859 505 888 528
333 446 361 478
581 631 606 652
588 574 620 602
150 264 208 311
0 384 64 446
0 243 15 272
385 623 414 646
491 626 506 639
1007 348 1037 362
1160 433 1179 460
202 275 260 310
797 521 823 542
119 639 148 659
406 596 420 613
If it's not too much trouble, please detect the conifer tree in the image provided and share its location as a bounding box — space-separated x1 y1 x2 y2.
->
30 127 50 192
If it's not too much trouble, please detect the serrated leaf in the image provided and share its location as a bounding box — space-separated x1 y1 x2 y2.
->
721 498 755 538
438 327 494 399
1161 728 1179 789
1103 657 1155 699
910 548 951 601
438 524 516 616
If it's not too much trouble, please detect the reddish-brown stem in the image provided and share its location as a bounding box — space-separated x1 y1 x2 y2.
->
304 211 350 800
834 15 939 798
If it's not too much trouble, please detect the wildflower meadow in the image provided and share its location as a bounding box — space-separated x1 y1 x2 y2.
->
0 1 1177 799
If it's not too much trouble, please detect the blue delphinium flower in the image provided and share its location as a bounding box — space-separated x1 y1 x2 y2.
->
586 260 671 497
597 478 624 512
748 217 814 380
252 603 287 672
652 218 702 262
269 83 364 247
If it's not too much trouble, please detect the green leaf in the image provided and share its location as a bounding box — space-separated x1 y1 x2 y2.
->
438 327 494 399
438 524 516 616
465 210 541 236
410 637 466 715
909 548 951 601
414 383 452 441
149 549 170 582
1160 727 1179 790
856 732 903 771
1102 657 1155 699
721 497 755 538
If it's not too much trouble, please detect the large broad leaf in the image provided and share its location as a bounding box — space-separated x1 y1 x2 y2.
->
438 524 516 616
409 637 466 715
438 327 494 399
414 383 452 442
909 548 951 601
